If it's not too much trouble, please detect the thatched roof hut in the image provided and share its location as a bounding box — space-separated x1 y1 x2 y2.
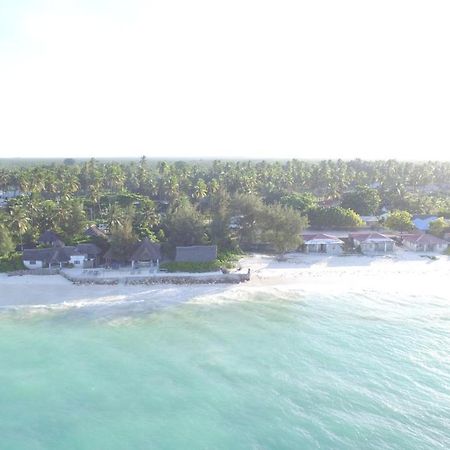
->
23 246 77 266
38 230 63 246
75 243 102 259
129 238 161 263
84 224 107 239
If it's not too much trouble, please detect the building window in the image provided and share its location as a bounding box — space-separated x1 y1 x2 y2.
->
29 261 36 265
75 260 80 264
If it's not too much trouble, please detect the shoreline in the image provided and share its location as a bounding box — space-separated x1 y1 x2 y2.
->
1 252 449 308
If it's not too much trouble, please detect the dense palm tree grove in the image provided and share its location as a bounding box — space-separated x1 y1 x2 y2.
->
0 158 449 260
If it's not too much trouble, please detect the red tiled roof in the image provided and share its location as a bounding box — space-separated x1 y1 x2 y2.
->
303 233 341 241
402 233 448 245
303 233 344 244
350 232 393 242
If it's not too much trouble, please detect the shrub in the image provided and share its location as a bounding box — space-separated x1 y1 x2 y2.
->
0 253 26 272
160 261 223 273
217 250 243 267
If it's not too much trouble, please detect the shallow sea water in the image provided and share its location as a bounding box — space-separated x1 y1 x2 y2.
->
1 286 450 449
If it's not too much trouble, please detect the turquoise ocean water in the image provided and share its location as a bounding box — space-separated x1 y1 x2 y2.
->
1 287 450 449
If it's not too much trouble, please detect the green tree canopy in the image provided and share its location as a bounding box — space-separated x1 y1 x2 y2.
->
428 217 448 237
208 189 232 249
165 203 206 247
231 194 266 246
280 193 317 214
340 186 381 215
0 225 15 256
308 206 364 229
59 200 87 241
108 219 136 262
385 210 414 232
260 205 308 254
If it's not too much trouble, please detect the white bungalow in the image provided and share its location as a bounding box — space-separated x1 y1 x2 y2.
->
350 232 395 254
402 234 449 253
303 234 344 254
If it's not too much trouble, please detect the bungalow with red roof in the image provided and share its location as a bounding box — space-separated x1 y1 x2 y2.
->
302 234 344 254
350 232 395 254
402 234 449 253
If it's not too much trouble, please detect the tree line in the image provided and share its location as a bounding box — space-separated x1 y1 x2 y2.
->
0 158 449 258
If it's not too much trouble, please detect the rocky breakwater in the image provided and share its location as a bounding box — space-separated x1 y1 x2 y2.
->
60 269 251 286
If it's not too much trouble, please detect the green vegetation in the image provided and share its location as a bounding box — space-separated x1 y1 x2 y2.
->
161 250 242 273
160 261 223 273
429 217 447 238
0 253 25 272
341 186 381 216
108 218 137 262
307 206 364 229
0 225 14 255
1 158 450 261
229 194 307 252
280 193 317 214
165 201 207 248
260 204 308 253
385 210 414 232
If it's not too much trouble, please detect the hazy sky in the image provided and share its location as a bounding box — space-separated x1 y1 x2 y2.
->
1 0 449 160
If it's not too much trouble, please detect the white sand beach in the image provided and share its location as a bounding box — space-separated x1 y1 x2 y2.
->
1 252 449 309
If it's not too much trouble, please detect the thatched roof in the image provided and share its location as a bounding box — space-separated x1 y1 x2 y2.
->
402 233 449 245
76 243 101 257
38 230 63 245
84 225 107 239
22 243 102 265
22 246 78 265
175 245 217 263
129 238 161 261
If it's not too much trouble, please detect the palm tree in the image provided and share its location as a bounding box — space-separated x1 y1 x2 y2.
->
192 179 208 200
9 204 30 251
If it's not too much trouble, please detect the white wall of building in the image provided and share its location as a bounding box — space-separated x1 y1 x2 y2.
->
23 260 44 269
305 243 343 254
404 241 448 252
70 255 86 267
356 241 394 254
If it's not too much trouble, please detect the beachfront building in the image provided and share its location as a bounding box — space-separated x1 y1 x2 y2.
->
129 238 161 268
302 234 344 254
350 232 395 254
22 244 101 269
402 234 449 253
75 243 102 267
23 248 62 269
175 245 218 262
